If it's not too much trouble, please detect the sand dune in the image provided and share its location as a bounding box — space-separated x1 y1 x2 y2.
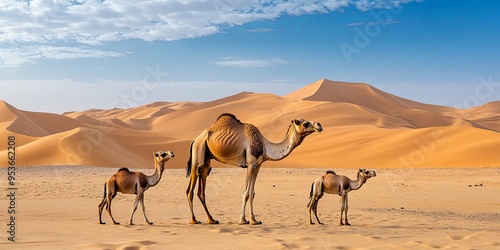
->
1 101 85 137
1 79 499 168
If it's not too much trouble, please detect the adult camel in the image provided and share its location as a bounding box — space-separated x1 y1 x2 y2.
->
186 113 322 225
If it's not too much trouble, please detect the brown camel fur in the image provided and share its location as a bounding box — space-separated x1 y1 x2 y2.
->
98 151 174 225
307 169 376 225
186 113 323 225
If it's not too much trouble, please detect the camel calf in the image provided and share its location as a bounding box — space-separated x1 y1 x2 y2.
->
307 169 376 225
98 151 174 225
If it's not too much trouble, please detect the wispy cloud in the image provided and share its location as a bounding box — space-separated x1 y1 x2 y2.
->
211 57 289 68
0 46 124 67
354 0 422 12
247 28 275 33
0 0 420 45
344 18 401 27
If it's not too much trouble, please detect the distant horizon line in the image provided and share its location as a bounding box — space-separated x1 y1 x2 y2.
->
1 77 498 114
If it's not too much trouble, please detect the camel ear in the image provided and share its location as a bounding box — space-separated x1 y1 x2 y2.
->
154 152 159 157
292 119 300 125
359 168 363 172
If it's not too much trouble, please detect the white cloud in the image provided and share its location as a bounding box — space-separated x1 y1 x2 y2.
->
211 57 289 68
0 45 124 67
0 1 420 66
0 0 419 45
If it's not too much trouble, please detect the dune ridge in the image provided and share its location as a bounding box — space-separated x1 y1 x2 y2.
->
1 79 499 168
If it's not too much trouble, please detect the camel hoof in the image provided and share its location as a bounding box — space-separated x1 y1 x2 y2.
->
99 222 106 225
309 222 315 225
190 220 201 224
147 222 153 225
251 221 262 225
238 220 250 225
209 220 219 224
114 222 120 225
345 223 351 226
128 222 134 225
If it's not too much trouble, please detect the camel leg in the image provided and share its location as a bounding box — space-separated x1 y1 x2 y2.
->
98 197 107 224
238 166 253 225
308 194 319 224
105 192 120 225
308 181 324 225
140 193 153 225
98 183 107 224
128 192 142 225
248 164 262 225
340 193 349 226
312 196 323 225
344 193 351 226
307 196 314 224
340 194 344 225
186 167 201 224
197 167 219 224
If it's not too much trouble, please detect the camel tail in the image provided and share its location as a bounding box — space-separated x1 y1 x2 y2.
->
103 182 106 198
307 181 314 208
309 181 314 199
186 140 194 178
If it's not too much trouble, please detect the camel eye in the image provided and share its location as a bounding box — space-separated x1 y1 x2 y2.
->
303 121 309 127
161 152 167 157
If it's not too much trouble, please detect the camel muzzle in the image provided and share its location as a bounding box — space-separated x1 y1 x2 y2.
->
314 122 323 132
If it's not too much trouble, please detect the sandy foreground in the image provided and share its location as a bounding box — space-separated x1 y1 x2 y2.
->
0 166 499 250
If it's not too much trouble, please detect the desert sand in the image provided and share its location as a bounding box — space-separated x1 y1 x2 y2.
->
1 79 499 249
0 166 499 249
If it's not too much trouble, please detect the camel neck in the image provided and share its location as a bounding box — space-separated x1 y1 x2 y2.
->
147 161 165 187
263 125 303 161
349 172 367 191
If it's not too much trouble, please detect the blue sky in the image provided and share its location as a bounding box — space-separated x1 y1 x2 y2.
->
1 0 499 113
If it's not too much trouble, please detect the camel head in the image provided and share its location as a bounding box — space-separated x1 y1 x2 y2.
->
358 168 376 180
153 151 175 165
291 118 323 138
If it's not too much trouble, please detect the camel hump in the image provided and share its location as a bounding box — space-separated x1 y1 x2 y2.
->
211 113 244 133
216 113 241 123
325 170 336 175
118 167 130 172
